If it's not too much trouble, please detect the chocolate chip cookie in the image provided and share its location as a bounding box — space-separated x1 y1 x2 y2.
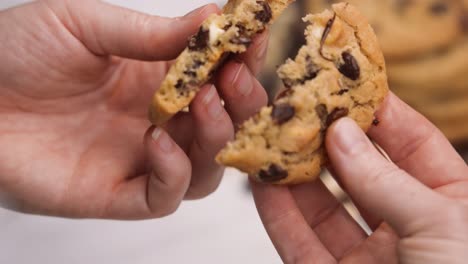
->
216 3 389 185
305 0 467 61
149 0 293 125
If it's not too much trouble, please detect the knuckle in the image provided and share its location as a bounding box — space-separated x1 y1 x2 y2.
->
187 181 220 200
286 237 337 264
147 178 184 218
443 203 468 224
196 125 234 154
134 14 164 58
216 125 235 147
392 122 437 164
215 120 235 141
147 165 191 217
160 163 192 191
152 199 181 218
186 170 224 200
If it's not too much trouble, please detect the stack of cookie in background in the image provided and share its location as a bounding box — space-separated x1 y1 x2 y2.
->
259 0 468 230
260 0 468 146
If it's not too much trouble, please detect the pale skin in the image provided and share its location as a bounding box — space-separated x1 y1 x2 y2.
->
0 0 270 219
253 93 468 263
0 0 467 263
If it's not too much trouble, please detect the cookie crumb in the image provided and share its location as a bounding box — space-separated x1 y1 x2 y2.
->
372 118 380 126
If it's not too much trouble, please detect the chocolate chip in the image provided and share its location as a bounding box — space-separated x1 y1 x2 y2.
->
258 164 288 182
280 61 318 88
275 88 293 100
319 13 337 61
193 60 204 69
230 36 252 45
184 60 204 78
338 52 360 80
372 118 380 126
321 14 336 45
271 104 295 124
223 23 233 31
337 89 349 95
236 24 248 34
183 70 197 78
255 1 272 23
315 104 328 128
176 79 201 90
304 56 319 81
175 80 184 89
326 107 349 126
188 28 209 51
430 1 449 15
303 71 318 82
281 78 296 88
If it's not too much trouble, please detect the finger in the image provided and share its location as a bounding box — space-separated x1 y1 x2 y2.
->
236 30 270 76
163 112 194 153
327 167 382 230
326 118 447 236
252 182 337 264
290 181 367 260
340 223 400 264
185 85 235 199
49 0 219 60
104 127 192 219
350 202 382 231
216 61 268 124
369 92 467 188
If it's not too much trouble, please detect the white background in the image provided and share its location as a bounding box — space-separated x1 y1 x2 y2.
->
0 1 281 263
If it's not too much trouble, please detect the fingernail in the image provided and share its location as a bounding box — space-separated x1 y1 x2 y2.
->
152 128 173 153
256 32 269 61
203 85 224 120
183 4 210 19
233 63 253 96
333 118 369 155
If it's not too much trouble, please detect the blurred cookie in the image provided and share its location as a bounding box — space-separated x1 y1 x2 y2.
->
388 0 468 93
305 0 467 60
393 85 468 142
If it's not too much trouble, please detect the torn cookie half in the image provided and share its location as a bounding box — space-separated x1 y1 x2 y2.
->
216 3 389 185
149 0 294 125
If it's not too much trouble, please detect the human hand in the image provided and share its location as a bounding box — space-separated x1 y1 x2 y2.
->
0 0 269 219
253 93 468 263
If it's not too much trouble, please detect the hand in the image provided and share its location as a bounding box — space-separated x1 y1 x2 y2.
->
253 93 468 263
0 0 269 219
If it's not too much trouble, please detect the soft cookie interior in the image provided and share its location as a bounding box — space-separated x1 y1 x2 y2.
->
149 0 294 125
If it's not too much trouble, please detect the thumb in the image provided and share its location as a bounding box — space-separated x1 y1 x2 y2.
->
326 118 446 236
49 0 219 60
